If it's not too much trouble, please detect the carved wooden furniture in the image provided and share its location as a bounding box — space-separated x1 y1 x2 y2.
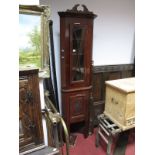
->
104 77 135 130
58 4 97 137
19 69 44 153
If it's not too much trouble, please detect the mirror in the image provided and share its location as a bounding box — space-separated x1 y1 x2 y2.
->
19 5 50 77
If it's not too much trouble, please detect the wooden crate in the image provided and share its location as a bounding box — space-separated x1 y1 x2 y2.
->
104 77 135 130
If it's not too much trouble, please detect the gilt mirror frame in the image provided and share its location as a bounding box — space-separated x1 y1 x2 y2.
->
19 5 50 77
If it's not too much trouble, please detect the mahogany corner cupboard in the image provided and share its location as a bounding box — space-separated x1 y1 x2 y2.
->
58 4 97 137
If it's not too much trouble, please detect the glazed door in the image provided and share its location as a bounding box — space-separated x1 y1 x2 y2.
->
69 23 91 87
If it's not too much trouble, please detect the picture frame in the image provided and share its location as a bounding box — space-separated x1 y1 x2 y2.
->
19 5 50 78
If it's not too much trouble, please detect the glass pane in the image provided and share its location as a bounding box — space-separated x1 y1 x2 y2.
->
71 26 85 81
19 14 41 69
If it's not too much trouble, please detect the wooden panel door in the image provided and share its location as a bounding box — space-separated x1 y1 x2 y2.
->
69 92 88 123
19 69 44 153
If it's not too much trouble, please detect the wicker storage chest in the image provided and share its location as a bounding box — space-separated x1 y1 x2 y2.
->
104 77 135 130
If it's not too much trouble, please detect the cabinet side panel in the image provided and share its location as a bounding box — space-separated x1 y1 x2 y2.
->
125 93 135 126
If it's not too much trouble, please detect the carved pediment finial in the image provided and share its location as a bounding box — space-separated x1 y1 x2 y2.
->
71 4 80 11
81 4 89 12
66 4 93 14
58 4 97 18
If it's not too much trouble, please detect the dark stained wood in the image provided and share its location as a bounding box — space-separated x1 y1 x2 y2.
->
58 4 97 18
19 69 44 153
58 5 97 138
90 64 134 133
48 20 59 111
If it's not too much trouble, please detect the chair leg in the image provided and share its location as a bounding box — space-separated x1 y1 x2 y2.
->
95 128 100 147
107 136 112 155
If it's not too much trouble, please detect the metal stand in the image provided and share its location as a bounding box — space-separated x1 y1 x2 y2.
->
42 91 70 155
96 114 121 155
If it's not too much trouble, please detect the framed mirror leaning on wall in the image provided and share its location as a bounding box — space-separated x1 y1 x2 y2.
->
19 5 50 78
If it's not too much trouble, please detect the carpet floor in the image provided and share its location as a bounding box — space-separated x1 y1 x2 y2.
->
61 129 135 155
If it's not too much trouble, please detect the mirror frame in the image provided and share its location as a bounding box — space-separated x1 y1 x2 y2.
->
19 5 50 78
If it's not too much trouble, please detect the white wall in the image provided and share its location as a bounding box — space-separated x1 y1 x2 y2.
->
40 0 135 65
40 0 135 112
39 79 48 145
